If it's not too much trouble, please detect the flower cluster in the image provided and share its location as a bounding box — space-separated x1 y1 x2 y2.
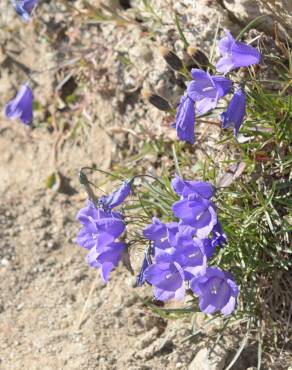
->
76 174 239 316
174 31 261 143
76 180 132 282
140 175 238 316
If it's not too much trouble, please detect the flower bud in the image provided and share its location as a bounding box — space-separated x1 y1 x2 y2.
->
141 89 171 111
159 47 183 71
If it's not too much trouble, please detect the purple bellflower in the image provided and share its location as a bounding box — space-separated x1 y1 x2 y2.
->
144 252 186 301
76 201 127 282
86 242 126 283
99 180 132 211
76 201 125 251
170 239 207 281
13 0 37 21
173 95 195 144
187 69 232 115
143 217 178 254
190 267 238 315
172 175 214 200
144 238 206 301
173 195 217 239
5 83 33 125
221 89 246 136
216 31 261 74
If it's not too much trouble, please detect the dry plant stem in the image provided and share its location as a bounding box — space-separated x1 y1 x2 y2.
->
197 119 221 126
77 274 99 330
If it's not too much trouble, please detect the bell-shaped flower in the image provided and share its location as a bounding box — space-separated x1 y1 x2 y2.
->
170 239 207 281
172 194 217 238
190 267 239 315
144 252 186 301
172 175 214 200
86 242 126 282
5 83 33 125
143 217 178 254
13 0 37 21
173 95 195 144
221 89 246 136
76 202 125 251
216 31 261 73
187 69 232 115
98 180 132 211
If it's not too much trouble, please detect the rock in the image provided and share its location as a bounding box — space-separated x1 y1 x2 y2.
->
188 347 228 370
221 0 292 43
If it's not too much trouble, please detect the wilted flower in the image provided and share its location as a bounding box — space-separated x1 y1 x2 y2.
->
141 89 171 112
159 47 183 71
13 0 37 21
221 89 246 136
76 201 125 251
172 175 214 200
216 31 261 73
190 267 239 315
172 195 217 239
136 245 153 287
211 222 227 249
173 95 195 144
186 46 209 68
187 69 232 115
5 83 33 125
99 180 132 211
86 242 126 282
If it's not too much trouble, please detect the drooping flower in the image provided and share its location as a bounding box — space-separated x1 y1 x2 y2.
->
76 201 125 251
216 31 261 74
173 95 195 144
190 267 239 315
187 69 232 115
86 242 126 282
221 89 246 136
13 0 37 21
172 175 214 200
144 252 186 301
5 83 33 125
98 180 132 211
172 194 217 238
143 218 178 254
